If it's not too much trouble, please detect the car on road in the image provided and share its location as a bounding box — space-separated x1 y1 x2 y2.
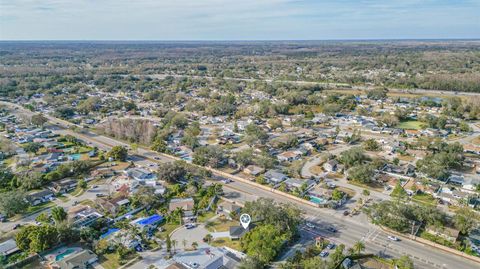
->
185 223 196 229
388 235 399 241
91 185 98 189
319 251 329 258
154 156 160 160
326 243 336 249
327 227 337 233
96 193 106 197
305 222 315 229
13 224 21 230
221 179 232 184
73 201 79 206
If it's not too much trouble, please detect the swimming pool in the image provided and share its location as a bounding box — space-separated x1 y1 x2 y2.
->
309 195 327 205
55 248 76 261
69 154 81 160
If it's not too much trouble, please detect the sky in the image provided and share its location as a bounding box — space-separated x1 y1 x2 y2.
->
0 0 479 40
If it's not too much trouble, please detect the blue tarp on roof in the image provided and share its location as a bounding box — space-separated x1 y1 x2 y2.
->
135 214 163 226
100 228 119 239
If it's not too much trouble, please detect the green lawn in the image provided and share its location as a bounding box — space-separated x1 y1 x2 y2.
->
211 238 241 251
156 223 181 240
396 120 423 130
25 201 54 214
197 211 217 223
99 252 138 269
412 193 437 205
70 187 86 197
205 217 238 233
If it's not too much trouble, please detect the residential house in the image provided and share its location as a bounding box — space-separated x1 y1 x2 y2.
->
277 151 302 162
467 228 480 255
68 205 103 228
264 170 288 184
229 226 248 240
0 239 20 257
130 214 164 232
52 249 98 269
126 168 158 185
425 226 460 243
169 198 195 212
283 178 316 192
52 179 78 194
243 165 264 177
25 189 55 206
96 195 130 216
217 200 242 219
323 159 339 172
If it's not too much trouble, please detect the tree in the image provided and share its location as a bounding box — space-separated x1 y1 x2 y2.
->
193 145 226 168
234 149 254 168
347 164 375 183
363 139 381 151
0 191 27 217
31 114 48 127
241 224 285 264
23 142 42 154
78 179 87 189
339 147 367 169
166 234 172 254
15 225 59 253
242 198 302 234
204 234 213 244
331 189 344 201
157 161 186 183
362 189 370 197
191 241 198 250
454 207 476 234
130 186 161 208
182 239 187 250
367 88 388 100
35 212 51 224
238 257 264 269
353 241 365 254
51 207 67 224
391 182 408 200
171 239 178 254
395 255 414 269
244 123 269 145
108 146 128 161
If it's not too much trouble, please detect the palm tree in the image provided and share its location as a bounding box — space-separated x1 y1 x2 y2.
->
166 234 172 254
353 241 365 254
204 234 213 244
182 239 187 250
172 239 178 254
191 241 198 250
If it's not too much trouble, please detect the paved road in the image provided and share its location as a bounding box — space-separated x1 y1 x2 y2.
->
1 101 479 269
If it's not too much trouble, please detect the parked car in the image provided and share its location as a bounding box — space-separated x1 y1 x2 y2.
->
343 210 349 216
306 222 315 229
326 243 336 249
319 251 329 258
185 223 196 229
13 224 21 230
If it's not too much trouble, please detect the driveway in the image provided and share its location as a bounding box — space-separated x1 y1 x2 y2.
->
170 224 210 249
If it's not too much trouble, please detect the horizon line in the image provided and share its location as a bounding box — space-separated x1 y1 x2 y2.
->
1 38 480 43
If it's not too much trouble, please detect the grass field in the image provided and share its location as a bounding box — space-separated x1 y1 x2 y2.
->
412 193 437 205
211 238 241 251
397 120 423 130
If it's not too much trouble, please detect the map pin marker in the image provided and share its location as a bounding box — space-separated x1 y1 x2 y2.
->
240 214 251 229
